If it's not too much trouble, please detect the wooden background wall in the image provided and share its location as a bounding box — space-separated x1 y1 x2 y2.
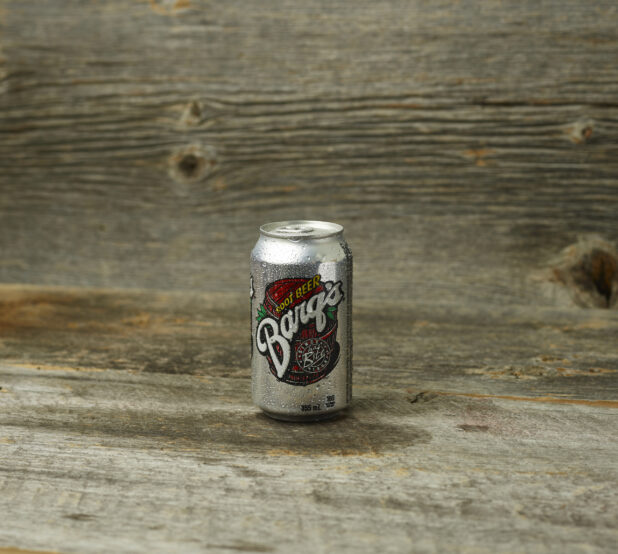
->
0 0 617 309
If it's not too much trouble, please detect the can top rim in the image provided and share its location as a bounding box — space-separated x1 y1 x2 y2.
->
260 220 343 239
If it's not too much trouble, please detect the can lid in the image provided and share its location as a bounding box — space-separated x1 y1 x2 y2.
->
260 220 343 239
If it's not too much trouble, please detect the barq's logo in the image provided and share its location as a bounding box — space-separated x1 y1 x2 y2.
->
255 274 344 385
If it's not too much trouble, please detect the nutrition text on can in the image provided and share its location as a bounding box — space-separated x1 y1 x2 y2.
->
250 221 352 421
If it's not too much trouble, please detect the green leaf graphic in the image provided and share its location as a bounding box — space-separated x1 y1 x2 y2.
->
256 304 268 323
326 306 337 320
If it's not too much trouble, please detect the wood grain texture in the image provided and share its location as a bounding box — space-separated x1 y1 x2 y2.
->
1 364 617 554
1 1 618 551
0 0 617 306
0 284 616 400
0 285 616 552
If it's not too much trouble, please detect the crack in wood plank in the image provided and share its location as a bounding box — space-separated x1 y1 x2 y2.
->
426 390 618 409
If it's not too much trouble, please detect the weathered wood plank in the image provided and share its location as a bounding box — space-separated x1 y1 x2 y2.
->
0 1 617 300
0 284 616 551
1 365 616 553
0 285 616 401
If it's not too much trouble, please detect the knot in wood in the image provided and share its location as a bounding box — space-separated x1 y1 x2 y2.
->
567 119 594 144
168 144 217 186
574 249 616 306
552 238 617 309
181 100 204 126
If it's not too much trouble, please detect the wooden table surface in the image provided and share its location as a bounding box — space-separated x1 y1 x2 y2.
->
0 285 616 553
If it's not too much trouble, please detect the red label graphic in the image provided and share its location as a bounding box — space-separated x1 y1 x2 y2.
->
255 274 343 386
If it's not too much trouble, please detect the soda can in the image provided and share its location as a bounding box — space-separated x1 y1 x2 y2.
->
250 220 352 421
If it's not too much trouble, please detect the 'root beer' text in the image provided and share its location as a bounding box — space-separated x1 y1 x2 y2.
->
275 274 321 313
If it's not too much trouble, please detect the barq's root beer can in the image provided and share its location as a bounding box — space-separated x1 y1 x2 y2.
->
250 220 352 421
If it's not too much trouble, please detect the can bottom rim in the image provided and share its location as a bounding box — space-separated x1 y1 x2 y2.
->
258 407 348 423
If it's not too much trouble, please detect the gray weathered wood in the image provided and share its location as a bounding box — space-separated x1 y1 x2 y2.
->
0 0 617 305
1 364 617 554
0 285 617 553
0 285 616 399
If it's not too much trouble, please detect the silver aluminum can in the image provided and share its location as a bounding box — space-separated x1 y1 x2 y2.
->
250 220 352 421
